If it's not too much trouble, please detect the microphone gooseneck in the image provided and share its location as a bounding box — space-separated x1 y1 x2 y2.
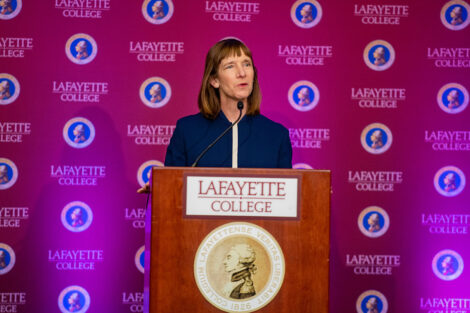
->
191 101 244 167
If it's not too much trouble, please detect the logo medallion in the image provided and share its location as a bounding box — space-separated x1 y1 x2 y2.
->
363 40 395 71
432 249 464 281
194 222 285 312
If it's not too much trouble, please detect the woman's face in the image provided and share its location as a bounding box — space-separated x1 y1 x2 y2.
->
211 52 254 104
223 249 240 272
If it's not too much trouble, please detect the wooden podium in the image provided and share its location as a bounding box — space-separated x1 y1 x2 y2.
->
145 167 330 313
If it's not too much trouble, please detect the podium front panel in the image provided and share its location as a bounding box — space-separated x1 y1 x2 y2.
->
148 167 330 313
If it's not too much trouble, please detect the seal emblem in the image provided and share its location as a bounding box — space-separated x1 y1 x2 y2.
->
290 0 322 28
194 222 285 312
0 243 15 275
0 73 20 105
441 0 470 30
288 80 320 112
356 290 388 313
137 160 164 187
361 123 393 154
63 117 95 149
363 40 395 71
0 158 18 190
437 83 469 114
293 163 313 170
139 77 172 109
65 34 98 65
432 249 464 281
61 201 93 233
358 206 390 238
0 0 21 20
58 285 91 313
434 166 466 197
135 245 145 274
142 0 174 24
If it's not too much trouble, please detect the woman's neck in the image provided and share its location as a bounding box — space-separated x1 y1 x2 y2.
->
221 99 247 123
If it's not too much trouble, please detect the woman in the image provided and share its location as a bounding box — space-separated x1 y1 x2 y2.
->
138 39 292 193
165 38 292 168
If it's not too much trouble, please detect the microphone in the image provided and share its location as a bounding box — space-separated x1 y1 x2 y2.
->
192 101 244 167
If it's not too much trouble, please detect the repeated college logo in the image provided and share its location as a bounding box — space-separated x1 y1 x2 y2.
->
129 41 184 62
437 83 469 114
358 206 390 238
420 296 470 313
0 206 29 228
441 0 470 31
135 245 145 274
137 160 164 187
139 77 172 108
61 201 93 233
58 285 91 313
288 80 320 112
52 81 109 103
356 290 388 313
0 157 18 190
63 117 95 149
348 170 403 192
278 44 333 66
127 124 175 145
434 166 466 197
289 127 330 149
424 129 470 152
0 243 15 275
0 73 20 105
346 254 400 275
194 222 285 313
0 121 31 143
422 212 470 235
427 47 470 68
363 40 395 71
354 3 409 25
65 34 97 65
55 0 111 19
0 0 21 19
0 36 33 58
351 87 406 109
125 207 146 229
291 0 322 28
142 0 173 24
432 249 464 281
361 123 393 154
205 1 260 22
122 292 144 312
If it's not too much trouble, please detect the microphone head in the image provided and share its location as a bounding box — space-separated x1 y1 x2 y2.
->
237 101 244 110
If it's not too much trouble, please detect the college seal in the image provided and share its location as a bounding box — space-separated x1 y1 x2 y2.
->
194 222 285 312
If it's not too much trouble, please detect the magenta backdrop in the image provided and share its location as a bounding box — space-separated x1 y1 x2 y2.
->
1 0 470 312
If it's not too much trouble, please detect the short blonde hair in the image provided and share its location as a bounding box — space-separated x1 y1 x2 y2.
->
198 39 261 119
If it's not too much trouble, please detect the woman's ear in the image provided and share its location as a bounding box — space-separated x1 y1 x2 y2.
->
210 76 220 88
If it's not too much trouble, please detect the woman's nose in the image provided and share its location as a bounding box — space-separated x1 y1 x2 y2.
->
237 64 246 77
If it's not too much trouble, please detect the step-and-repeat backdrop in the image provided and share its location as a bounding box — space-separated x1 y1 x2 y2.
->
1 0 469 312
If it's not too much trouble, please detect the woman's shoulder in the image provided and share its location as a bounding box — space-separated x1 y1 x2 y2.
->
251 114 289 134
176 112 209 128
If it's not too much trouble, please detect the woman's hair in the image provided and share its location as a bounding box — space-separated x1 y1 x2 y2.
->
198 39 261 119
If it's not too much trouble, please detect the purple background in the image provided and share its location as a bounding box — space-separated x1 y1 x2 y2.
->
1 0 470 312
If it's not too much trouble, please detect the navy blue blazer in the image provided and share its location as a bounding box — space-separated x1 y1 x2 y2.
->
165 112 292 168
